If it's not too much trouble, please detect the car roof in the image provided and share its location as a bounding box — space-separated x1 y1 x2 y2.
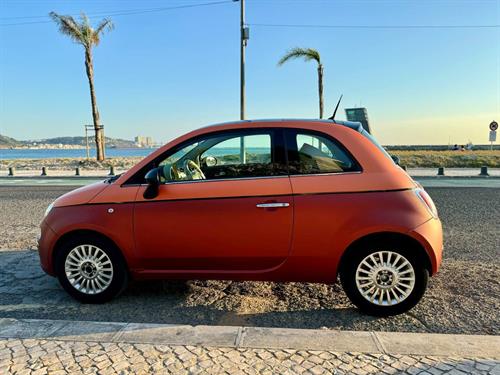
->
198 118 364 134
115 117 411 188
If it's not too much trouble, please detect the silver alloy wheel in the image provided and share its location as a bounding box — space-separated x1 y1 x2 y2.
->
64 245 114 295
355 251 415 306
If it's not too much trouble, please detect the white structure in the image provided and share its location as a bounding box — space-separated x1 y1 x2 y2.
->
135 136 154 147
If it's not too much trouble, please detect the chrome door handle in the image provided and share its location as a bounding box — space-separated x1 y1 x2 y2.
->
256 202 290 208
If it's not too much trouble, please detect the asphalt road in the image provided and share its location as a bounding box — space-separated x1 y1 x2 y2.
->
0 186 498 335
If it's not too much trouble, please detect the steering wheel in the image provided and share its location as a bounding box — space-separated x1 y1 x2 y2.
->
169 164 180 180
183 159 206 180
159 164 179 182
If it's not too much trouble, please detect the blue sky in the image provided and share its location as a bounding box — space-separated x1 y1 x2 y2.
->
0 0 499 145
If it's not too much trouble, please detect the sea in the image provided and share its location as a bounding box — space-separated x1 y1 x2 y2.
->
0 147 269 160
0 148 158 160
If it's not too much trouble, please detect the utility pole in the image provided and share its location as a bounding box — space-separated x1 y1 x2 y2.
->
238 0 247 120
235 0 249 162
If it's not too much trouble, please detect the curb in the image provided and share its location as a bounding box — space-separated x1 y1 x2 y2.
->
0 318 498 359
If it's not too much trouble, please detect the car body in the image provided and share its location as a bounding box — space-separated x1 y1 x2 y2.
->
39 119 442 315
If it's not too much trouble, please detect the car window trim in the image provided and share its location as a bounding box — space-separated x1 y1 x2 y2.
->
155 174 290 186
283 128 363 175
288 170 362 178
122 170 362 188
123 127 288 185
123 127 361 186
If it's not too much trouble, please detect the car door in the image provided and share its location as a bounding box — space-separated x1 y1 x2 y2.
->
132 128 293 271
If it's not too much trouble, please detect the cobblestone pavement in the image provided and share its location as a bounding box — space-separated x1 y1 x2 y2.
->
1 338 499 375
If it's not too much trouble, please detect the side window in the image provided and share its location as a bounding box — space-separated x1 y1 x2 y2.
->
287 131 360 175
201 134 271 166
152 130 285 183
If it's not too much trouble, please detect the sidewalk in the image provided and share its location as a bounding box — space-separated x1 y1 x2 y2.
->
408 168 500 177
1 318 498 374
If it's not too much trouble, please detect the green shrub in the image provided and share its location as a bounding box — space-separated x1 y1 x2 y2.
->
392 150 500 168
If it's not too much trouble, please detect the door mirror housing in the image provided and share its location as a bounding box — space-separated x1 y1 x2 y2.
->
145 167 161 185
143 167 161 199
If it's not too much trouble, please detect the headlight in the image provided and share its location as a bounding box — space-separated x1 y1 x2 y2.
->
44 202 54 218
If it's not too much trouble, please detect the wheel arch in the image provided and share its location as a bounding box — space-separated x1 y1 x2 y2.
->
52 229 130 276
337 231 432 278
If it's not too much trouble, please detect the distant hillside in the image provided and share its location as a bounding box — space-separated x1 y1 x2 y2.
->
0 134 137 149
0 134 22 148
31 136 137 148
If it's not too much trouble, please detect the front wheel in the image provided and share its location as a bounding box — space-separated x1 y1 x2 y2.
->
341 247 428 316
54 234 128 303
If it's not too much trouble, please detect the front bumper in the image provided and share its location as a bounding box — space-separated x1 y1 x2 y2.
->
409 217 443 275
38 220 58 276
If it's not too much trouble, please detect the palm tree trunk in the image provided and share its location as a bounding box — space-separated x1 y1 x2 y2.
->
317 64 324 119
84 48 104 161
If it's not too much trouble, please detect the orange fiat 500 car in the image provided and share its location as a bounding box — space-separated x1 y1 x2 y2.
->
39 119 442 316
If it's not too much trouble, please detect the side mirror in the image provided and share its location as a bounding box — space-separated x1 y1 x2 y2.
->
143 167 161 199
391 155 401 166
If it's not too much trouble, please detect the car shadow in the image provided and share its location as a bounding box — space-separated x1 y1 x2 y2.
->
5 250 484 335
0 250 393 331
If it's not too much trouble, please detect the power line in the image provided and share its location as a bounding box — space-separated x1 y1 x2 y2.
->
249 22 500 29
2 0 498 30
0 0 233 26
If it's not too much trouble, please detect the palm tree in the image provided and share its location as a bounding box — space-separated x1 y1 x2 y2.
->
278 47 324 119
49 12 114 161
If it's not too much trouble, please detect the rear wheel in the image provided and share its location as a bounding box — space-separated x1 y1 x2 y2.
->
54 234 128 303
341 246 428 316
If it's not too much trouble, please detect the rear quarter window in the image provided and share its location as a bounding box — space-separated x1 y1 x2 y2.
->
286 130 361 175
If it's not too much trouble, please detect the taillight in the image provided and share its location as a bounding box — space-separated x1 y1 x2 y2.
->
415 188 438 218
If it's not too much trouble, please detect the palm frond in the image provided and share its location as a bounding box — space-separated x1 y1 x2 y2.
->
80 13 96 48
49 12 84 45
95 19 114 35
93 19 114 46
278 47 321 66
80 12 91 28
49 11 114 48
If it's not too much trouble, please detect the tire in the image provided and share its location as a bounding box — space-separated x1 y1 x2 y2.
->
340 243 429 316
54 233 128 303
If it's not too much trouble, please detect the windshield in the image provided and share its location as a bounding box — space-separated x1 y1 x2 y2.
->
160 142 201 166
